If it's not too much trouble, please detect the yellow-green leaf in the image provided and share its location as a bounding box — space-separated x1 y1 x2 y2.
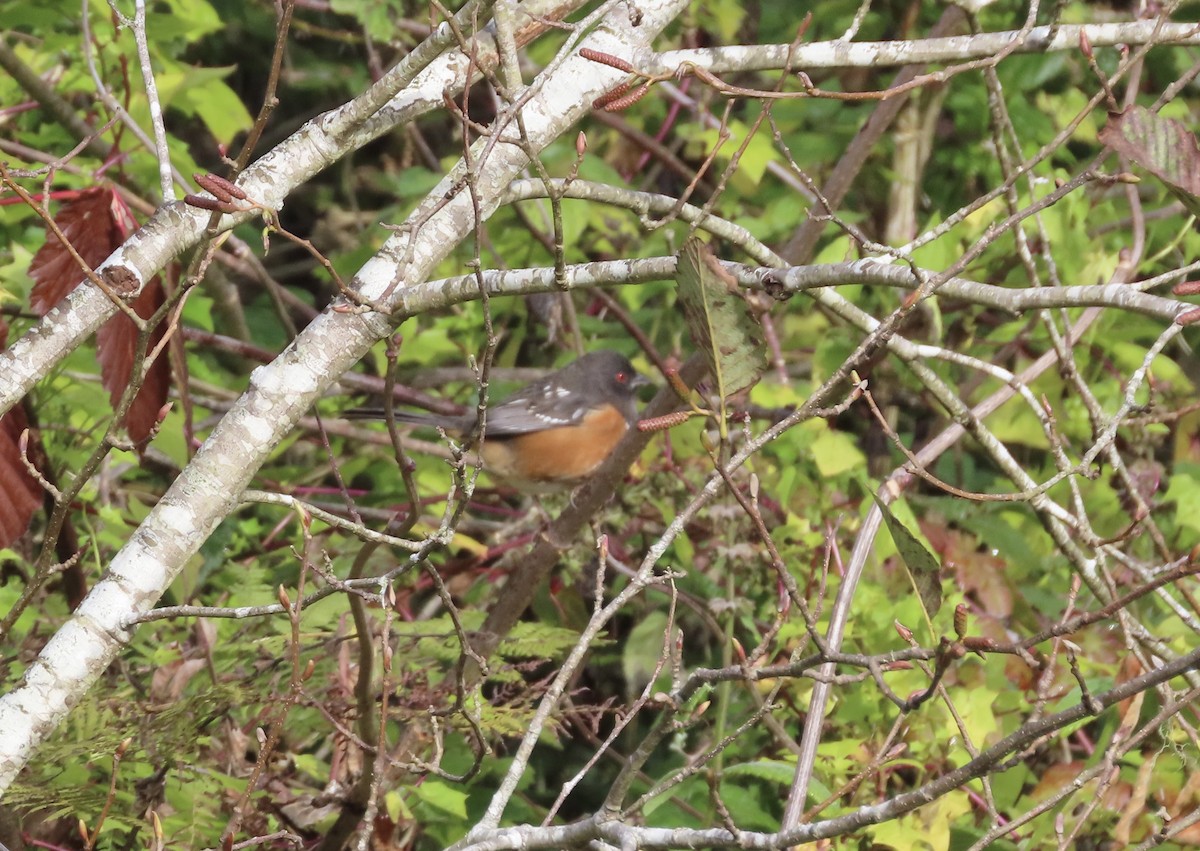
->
872 494 943 625
676 238 766 429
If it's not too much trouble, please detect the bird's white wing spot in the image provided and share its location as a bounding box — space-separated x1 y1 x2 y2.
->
533 409 571 425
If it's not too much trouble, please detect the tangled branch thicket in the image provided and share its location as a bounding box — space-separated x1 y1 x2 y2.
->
2 1 1200 849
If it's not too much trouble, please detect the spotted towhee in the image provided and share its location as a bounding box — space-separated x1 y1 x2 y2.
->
347 350 650 492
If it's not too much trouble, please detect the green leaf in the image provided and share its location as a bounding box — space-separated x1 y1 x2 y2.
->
696 118 776 188
622 610 670 694
986 396 1050 450
412 779 469 819
676 237 766 432
176 77 253 145
714 782 777 831
808 423 867 478
1166 463 1200 537
158 0 222 36
503 620 586 660
385 790 414 823
723 759 795 786
872 494 943 624
869 791 971 850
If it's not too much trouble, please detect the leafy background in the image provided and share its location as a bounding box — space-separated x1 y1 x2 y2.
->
2 0 1200 849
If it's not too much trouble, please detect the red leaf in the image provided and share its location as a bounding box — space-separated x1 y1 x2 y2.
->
0 408 41 548
28 187 169 444
95 277 171 445
0 321 42 548
1099 106 1200 197
29 187 138 315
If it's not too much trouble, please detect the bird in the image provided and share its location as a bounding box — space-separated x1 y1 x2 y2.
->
345 350 650 492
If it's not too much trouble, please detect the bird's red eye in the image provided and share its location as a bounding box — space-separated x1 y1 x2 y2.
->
615 371 628 384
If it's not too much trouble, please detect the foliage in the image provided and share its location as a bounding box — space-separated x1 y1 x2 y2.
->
2 0 1200 849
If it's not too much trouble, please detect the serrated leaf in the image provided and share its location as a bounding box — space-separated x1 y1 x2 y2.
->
1099 106 1200 217
676 238 766 431
872 494 943 623
502 621 586 660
